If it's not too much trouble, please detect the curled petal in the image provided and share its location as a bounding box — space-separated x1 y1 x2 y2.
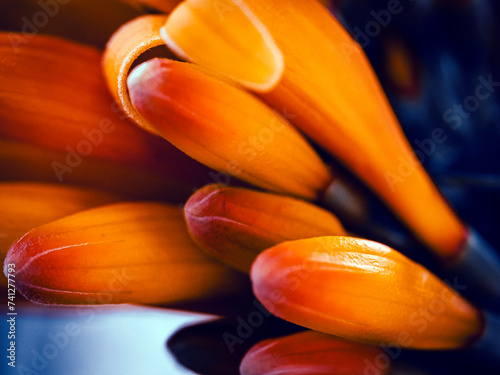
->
103 15 175 134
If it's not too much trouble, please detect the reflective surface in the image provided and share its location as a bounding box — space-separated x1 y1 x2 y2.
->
1 301 215 374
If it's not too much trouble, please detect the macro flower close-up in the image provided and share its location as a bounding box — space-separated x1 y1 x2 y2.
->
1 0 500 374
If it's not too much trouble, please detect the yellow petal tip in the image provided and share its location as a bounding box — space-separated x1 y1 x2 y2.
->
161 0 284 92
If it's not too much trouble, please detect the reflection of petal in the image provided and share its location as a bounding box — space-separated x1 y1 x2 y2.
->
240 330 385 375
5 202 247 305
168 317 301 375
162 0 466 260
251 236 483 349
0 33 213 200
128 58 332 199
185 184 345 273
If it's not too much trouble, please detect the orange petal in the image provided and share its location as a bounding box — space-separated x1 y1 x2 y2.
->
4 202 247 305
128 58 332 200
0 33 212 200
162 0 466 260
103 15 176 134
0 0 145 48
251 236 483 349
0 182 120 286
240 330 387 375
184 184 345 273
161 0 284 91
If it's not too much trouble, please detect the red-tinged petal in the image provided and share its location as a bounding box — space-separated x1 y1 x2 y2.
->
185 184 345 273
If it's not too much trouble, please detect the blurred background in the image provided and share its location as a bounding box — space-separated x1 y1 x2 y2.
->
335 0 500 252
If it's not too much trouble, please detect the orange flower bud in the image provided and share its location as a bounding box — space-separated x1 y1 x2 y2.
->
185 184 345 272
127 58 332 200
0 182 119 285
4 202 246 305
251 236 483 349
